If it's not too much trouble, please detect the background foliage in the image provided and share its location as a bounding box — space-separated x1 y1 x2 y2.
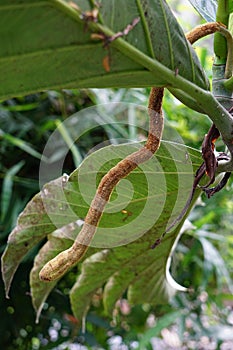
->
0 1 233 350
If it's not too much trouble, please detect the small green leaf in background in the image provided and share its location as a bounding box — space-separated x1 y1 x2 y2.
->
54 119 83 168
0 130 47 161
188 0 217 22
198 235 233 292
1 160 25 221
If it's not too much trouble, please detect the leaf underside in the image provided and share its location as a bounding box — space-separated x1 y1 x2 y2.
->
1 140 202 321
188 0 217 22
0 0 208 104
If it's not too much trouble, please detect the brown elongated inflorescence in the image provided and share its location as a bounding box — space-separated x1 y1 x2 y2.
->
39 87 164 281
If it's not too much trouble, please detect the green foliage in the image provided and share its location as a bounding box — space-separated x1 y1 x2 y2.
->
0 0 208 102
0 0 233 349
214 0 231 61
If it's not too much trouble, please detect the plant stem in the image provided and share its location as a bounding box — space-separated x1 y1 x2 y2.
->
224 75 233 89
218 26 233 78
214 0 230 63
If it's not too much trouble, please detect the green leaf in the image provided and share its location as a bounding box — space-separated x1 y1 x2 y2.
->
188 0 217 22
0 0 208 105
1 131 47 161
1 160 25 221
2 140 202 320
54 119 83 168
30 236 73 323
1 176 78 298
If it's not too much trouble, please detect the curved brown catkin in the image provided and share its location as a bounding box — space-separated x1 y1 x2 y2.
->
39 87 164 281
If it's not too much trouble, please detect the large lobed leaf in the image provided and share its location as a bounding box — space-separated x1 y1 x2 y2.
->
0 0 209 104
2 140 202 321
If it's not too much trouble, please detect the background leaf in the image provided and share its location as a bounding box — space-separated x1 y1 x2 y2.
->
0 0 208 103
198 235 233 292
0 161 25 221
0 131 46 161
30 236 74 323
188 0 218 22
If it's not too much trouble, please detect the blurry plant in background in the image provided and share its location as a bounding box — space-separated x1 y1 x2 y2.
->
0 0 233 349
